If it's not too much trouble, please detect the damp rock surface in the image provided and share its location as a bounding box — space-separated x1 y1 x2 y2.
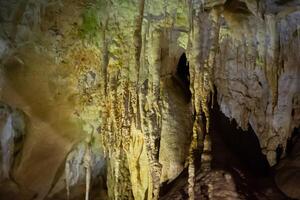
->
0 0 299 199
275 128 300 199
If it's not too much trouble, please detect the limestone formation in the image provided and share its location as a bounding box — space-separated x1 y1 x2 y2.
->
0 0 299 199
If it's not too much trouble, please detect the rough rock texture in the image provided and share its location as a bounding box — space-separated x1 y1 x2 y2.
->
48 141 106 200
0 0 105 199
275 128 300 199
0 102 26 181
0 0 299 200
214 0 300 165
161 170 241 200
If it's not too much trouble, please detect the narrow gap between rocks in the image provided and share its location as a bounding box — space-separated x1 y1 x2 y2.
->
173 53 192 102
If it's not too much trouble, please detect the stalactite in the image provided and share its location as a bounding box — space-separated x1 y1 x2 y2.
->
187 6 201 198
101 20 109 97
187 115 204 200
84 141 92 200
101 11 136 198
64 141 104 200
134 0 145 70
187 5 221 199
133 0 145 129
264 15 280 111
96 0 192 198
140 28 164 200
1 1 299 199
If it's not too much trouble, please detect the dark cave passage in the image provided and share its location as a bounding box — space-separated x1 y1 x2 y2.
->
160 88 289 199
210 101 270 176
209 92 289 199
173 53 191 101
160 91 289 200
176 53 190 88
286 126 300 156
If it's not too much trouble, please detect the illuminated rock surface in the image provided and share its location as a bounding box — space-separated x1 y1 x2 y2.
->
0 0 299 199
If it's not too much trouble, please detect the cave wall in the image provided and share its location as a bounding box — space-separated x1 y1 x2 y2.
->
0 0 299 200
214 0 300 165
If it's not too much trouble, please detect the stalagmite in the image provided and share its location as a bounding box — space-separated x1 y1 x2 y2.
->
186 4 222 198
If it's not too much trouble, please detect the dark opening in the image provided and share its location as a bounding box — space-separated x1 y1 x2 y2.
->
276 0 294 5
173 53 191 101
176 53 190 87
210 91 270 176
276 144 284 164
224 0 252 14
286 126 300 156
160 87 287 199
291 108 295 117
208 89 284 199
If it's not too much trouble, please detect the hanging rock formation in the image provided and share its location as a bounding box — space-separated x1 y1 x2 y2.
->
0 0 299 199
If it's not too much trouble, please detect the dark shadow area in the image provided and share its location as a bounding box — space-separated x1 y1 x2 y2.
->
159 168 188 197
224 0 252 14
276 144 284 164
173 53 191 102
176 53 190 88
210 96 270 176
210 89 290 199
286 126 300 156
160 85 289 199
276 0 294 5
